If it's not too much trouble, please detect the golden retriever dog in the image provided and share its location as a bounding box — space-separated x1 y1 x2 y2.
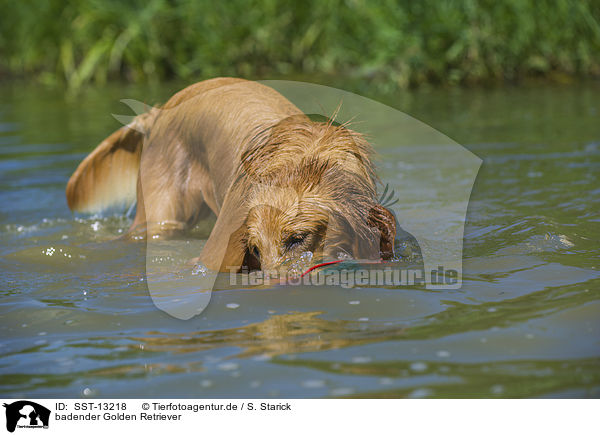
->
66 78 397 274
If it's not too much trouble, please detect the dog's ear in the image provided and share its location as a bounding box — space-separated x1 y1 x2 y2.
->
196 182 248 272
368 204 397 260
217 220 250 273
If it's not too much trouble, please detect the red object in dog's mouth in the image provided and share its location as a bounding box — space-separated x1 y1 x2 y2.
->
299 259 386 277
300 260 343 277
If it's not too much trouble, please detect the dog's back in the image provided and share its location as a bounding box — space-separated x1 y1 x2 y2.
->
66 78 301 218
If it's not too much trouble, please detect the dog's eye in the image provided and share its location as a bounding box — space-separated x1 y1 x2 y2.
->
251 246 260 259
284 234 307 250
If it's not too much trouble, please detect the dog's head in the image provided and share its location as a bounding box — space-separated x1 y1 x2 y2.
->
239 116 396 274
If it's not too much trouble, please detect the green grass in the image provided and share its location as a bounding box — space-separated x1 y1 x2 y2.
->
1 0 599 91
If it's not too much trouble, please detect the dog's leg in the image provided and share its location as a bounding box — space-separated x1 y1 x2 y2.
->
129 146 208 239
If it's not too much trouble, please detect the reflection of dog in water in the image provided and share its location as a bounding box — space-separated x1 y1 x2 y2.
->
66 78 407 275
3 401 51 433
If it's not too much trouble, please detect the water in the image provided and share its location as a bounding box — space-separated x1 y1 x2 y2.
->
1 81 599 398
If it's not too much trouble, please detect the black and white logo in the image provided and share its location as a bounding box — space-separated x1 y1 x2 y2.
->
3 401 50 433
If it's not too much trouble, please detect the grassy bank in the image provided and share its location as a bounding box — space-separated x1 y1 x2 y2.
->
1 0 599 91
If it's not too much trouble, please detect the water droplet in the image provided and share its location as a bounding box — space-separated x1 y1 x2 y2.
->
82 387 96 397
410 362 428 372
558 234 574 248
408 388 432 398
337 251 352 261
283 251 314 276
331 387 354 396
302 379 325 388
527 171 543 178
218 362 239 371
491 384 505 395
191 263 208 276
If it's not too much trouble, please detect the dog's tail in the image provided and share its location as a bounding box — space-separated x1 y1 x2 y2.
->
66 110 157 214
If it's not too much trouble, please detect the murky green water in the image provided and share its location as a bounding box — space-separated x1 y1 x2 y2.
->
1 81 599 398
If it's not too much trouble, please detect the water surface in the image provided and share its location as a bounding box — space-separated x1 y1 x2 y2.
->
1 81 599 398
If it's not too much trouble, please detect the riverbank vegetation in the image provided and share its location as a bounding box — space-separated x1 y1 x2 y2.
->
1 0 599 91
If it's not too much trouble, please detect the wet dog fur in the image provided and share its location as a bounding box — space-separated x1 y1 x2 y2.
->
66 78 396 273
